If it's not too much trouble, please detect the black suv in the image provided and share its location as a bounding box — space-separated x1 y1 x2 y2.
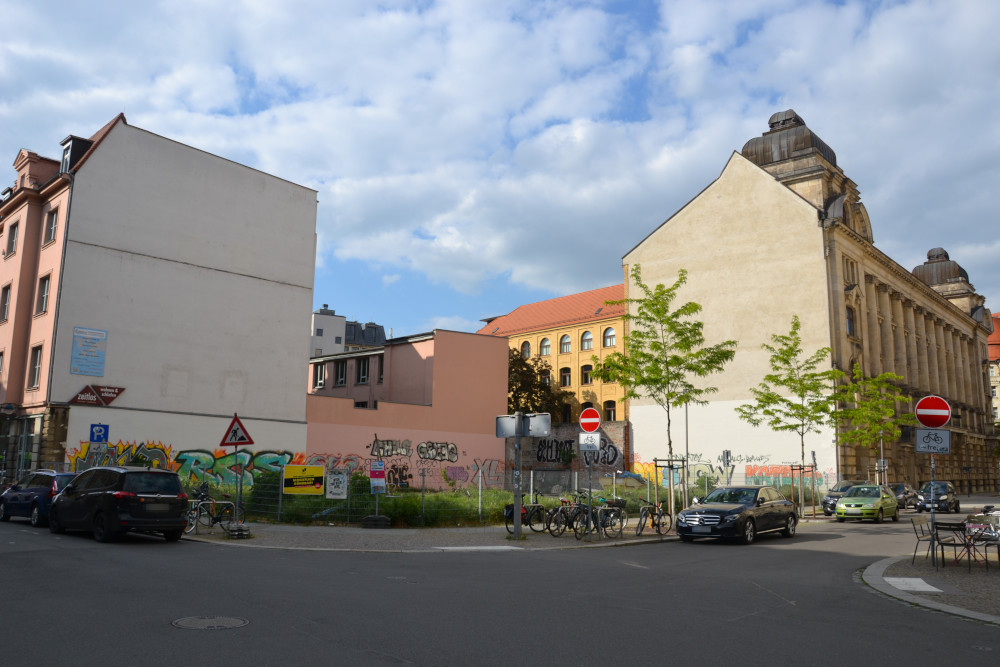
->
915 481 960 513
49 466 188 542
0 469 77 526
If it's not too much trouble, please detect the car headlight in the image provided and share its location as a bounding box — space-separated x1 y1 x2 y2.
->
938 494 948 500
917 495 924 501
677 515 688 525
722 513 740 523
863 502 875 508
824 496 834 503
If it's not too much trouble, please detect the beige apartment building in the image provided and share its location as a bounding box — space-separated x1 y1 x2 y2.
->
479 285 627 428
624 110 996 493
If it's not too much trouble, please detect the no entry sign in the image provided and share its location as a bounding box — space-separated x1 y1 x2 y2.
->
579 407 601 433
915 395 951 429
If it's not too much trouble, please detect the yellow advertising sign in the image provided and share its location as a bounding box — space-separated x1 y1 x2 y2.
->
282 465 325 495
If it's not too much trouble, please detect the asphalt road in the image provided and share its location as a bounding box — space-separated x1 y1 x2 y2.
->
2 519 998 665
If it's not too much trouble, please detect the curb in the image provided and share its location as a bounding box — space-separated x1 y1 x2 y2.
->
862 556 1000 626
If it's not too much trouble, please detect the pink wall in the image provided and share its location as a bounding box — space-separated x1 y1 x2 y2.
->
306 330 509 490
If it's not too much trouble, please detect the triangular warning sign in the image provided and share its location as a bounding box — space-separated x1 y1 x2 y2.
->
221 414 254 447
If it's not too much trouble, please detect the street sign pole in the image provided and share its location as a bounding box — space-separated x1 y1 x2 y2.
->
513 411 522 541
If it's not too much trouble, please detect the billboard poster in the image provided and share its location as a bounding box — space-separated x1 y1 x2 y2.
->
71 327 108 377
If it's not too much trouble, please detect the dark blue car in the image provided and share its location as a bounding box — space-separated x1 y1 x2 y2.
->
0 470 77 527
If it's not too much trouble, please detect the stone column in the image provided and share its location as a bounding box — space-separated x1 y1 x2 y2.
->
935 319 950 400
903 300 918 388
891 292 907 382
913 306 930 389
926 314 941 394
877 285 895 376
863 277 880 377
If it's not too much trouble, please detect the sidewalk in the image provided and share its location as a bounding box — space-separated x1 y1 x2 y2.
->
186 497 1000 627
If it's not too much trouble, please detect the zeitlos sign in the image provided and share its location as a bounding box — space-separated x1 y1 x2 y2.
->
70 385 126 406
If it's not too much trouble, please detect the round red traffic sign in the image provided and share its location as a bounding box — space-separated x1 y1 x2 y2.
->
914 395 951 429
579 407 602 433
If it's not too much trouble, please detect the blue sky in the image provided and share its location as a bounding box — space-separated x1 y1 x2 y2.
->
3 0 998 337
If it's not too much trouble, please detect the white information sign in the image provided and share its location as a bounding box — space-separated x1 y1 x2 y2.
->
579 432 600 452
915 428 951 454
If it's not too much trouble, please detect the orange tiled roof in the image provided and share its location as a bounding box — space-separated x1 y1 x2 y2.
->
478 284 625 337
71 113 127 173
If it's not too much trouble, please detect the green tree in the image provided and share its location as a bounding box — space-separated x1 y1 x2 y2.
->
591 264 738 464
831 362 917 483
506 348 571 418
735 315 841 510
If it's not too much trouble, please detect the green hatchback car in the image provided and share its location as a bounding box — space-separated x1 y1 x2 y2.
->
835 484 899 523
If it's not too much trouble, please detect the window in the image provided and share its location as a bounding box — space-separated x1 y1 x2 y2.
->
581 331 593 351
561 404 571 424
377 354 384 383
0 284 10 321
603 327 616 347
314 348 322 356
0 351 4 378
356 357 370 384
540 338 550 356
316 328 324 336
581 364 592 385
846 306 857 338
560 367 571 387
560 335 571 354
540 370 550 386
28 345 42 388
335 360 347 386
335 336 343 344
604 400 616 422
36 275 50 314
354 401 368 409
5 222 18 256
313 363 326 389
44 209 58 245
520 341 531 359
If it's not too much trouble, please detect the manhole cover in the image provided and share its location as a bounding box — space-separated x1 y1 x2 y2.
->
172 616 250 630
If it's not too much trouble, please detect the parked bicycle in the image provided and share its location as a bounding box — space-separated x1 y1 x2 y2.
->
185 482 245 535
634 499 672 536
505 492 547 534
574 495 627 540
547 492 588 537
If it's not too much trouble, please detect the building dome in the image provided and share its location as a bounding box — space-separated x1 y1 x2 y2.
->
912 247 970 286
741 110 838 167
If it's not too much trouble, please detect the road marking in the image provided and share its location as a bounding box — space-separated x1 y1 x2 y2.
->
884 577 942 592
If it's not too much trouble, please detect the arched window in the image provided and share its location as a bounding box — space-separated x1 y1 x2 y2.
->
540 338 551 355
846 306 857 338
520 341 531 359
560 334 571 354
603 327 616 347
604 400 616 422
581 331 593 351
581 364 593 385
560 367 571 387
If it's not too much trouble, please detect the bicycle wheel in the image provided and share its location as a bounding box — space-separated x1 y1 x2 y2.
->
574 511 592 540
504 507 515 535
635 508 649 536
548 508 568 537
604 508 624 538
183 507 198 534
655 510 673 535
527 506 546 533
196 504 214 529
218 505 236 533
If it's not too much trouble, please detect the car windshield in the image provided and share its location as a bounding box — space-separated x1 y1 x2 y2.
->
890 484 904 493
920 482 948 494
831 481 857 492
56 475 75 490
704 488 756 504
845 486 881 498
124 473 182 494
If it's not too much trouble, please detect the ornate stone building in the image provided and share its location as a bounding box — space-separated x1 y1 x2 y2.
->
624 110 997 493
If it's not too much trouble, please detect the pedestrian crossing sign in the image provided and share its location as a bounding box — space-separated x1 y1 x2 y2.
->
220 413 254 447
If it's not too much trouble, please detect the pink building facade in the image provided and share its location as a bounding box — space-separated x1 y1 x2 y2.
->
306 330 509 490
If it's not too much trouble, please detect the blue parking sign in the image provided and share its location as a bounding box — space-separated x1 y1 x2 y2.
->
90 424 109 443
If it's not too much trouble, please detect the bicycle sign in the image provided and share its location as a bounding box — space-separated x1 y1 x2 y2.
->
915 428 951 454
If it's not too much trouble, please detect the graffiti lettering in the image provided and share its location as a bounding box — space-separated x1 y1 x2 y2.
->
445 466 469 483
369 438 412 458
417 441 458 462
471 458 503 486
536 438 575 464
387 463 413 488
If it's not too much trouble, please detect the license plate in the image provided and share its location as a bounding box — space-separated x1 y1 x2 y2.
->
146 503 169 512
693 526 711 533
847 509 860 515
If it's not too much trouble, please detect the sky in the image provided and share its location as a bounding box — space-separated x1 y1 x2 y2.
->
2 0 998 338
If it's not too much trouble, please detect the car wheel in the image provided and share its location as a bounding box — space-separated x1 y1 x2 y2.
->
30 503 44 527
0 501 9 522
781 515 797 537
741 519 756 545
92 512 116 543
874 509 883 524
891 508 899 522
954 502 960 514
917 506 923 513
163 529 183 542
680 535 694 542
48 508 64 533
823 509 832 516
